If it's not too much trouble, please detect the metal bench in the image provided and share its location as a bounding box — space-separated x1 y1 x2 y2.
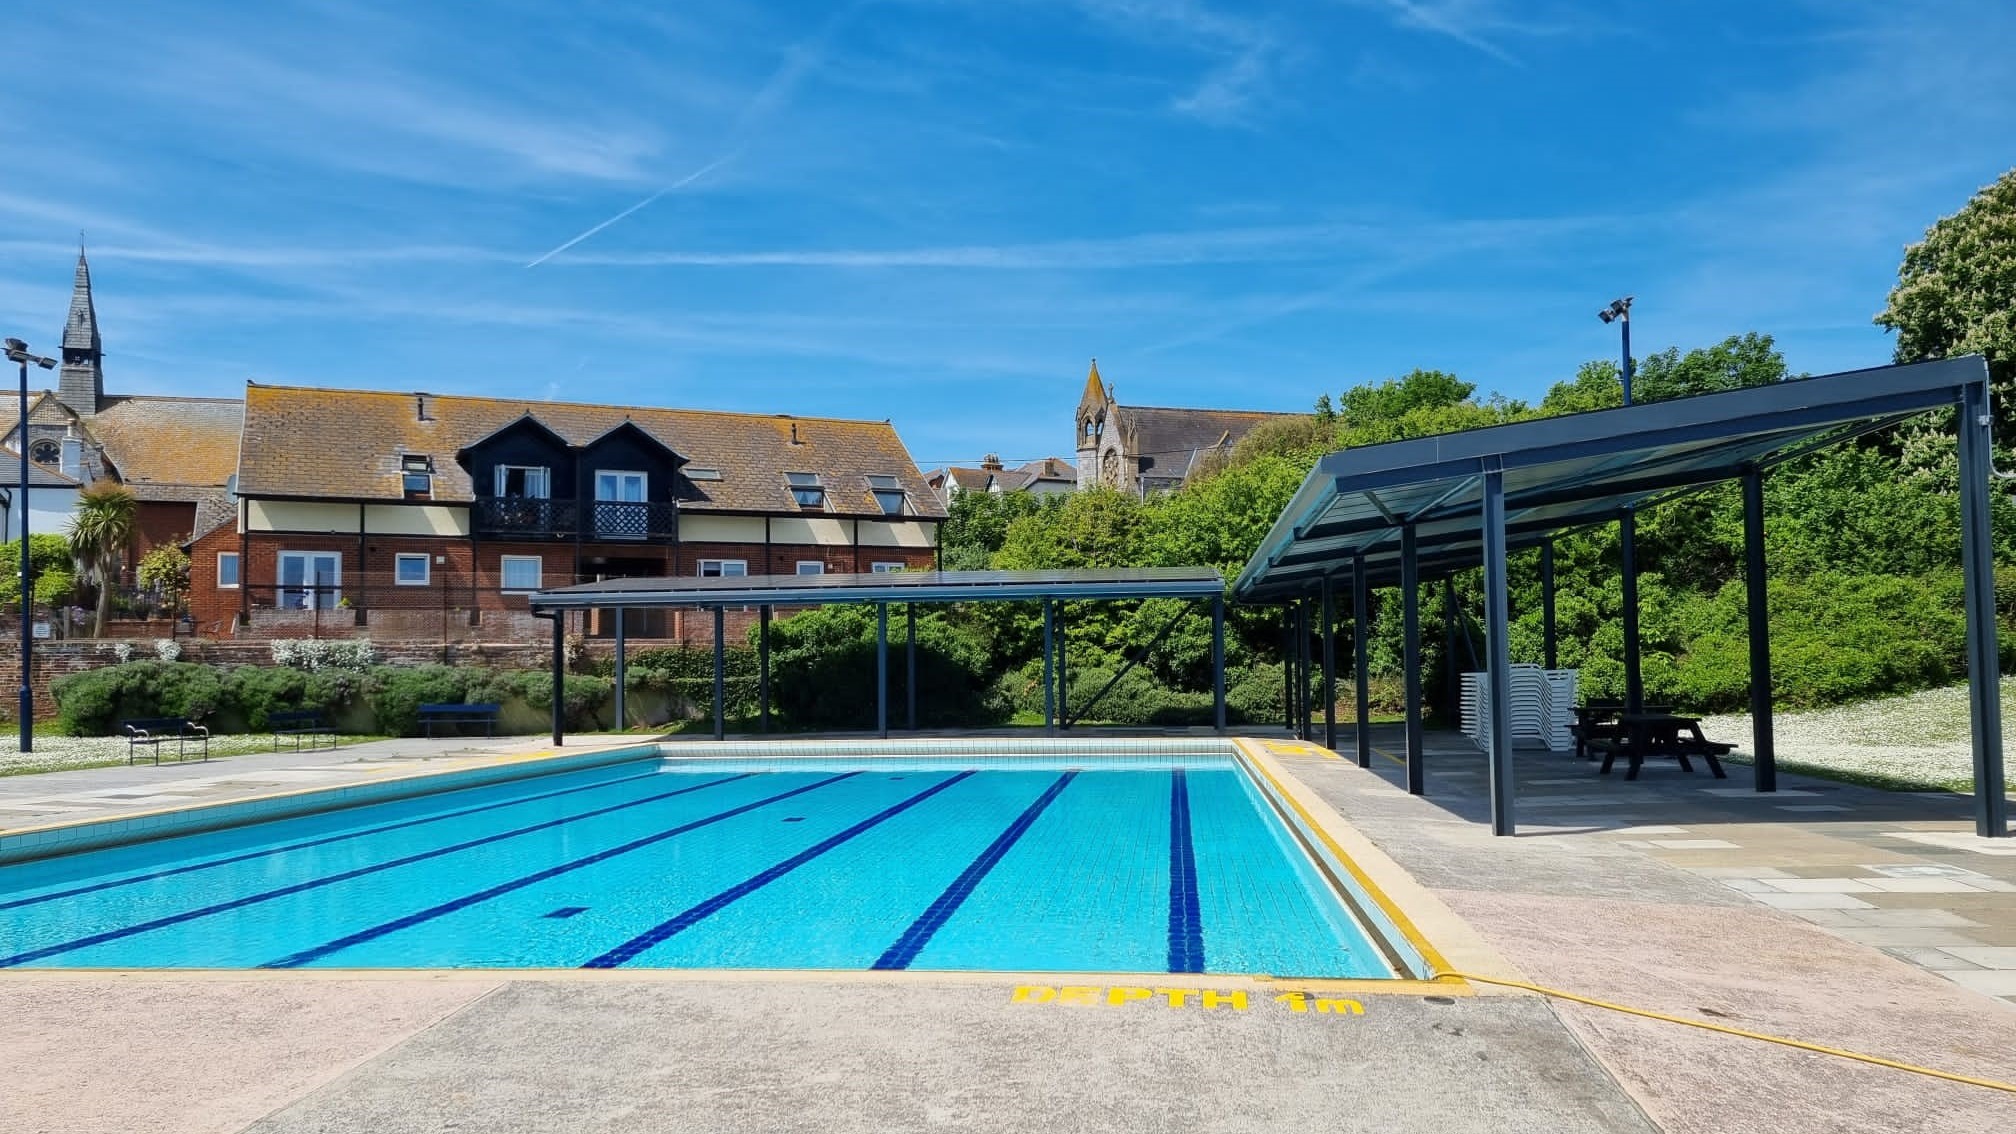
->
121 717 211 765
418 702 501 738
269 709 338 751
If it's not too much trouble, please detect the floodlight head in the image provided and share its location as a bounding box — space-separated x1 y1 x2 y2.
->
1598 296 1634 324
3 338 56 369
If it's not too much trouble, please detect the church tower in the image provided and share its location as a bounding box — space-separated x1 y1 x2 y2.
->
1075 359 1110 490
57 247 103 417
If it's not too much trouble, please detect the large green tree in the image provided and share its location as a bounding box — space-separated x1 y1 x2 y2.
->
68 482 138 637
1876 168 2016 431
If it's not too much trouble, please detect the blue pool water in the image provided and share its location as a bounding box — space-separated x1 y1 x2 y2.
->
0 755 1392 977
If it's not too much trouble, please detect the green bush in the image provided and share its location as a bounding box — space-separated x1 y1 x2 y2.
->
363 665 473 736
220 665 310 731
624 644 764 719
51 661 227 735
764 606 1005 730
464 669 613 731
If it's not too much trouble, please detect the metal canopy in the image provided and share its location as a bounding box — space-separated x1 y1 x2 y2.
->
529 566 1225 610
1235 357 1986 599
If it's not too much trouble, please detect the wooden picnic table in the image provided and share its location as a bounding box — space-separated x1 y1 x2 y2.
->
1569 702 1671 760
1592 712 1732 780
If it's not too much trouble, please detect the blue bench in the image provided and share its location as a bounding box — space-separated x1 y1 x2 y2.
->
122 717 210 765
418 702 501 738
269 709 337 751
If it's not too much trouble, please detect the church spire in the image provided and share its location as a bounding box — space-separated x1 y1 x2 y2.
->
1081 357 1105 403
57 244 104 416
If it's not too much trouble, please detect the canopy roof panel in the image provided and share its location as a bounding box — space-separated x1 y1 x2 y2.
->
529 566 1225 609
1235 356 1991 599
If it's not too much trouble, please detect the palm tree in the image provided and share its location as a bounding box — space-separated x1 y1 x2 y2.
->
68 483 137 637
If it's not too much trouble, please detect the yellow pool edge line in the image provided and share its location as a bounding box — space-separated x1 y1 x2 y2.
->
0 738 662 842
0 965 1470 995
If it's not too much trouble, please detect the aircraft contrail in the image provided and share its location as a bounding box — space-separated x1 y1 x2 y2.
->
524 154 734 268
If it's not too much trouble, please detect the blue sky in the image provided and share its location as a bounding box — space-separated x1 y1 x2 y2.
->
2 1 2012 470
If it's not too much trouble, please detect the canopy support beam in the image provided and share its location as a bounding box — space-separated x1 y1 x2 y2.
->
613 607 626 733
1541 540 1558 670
759 605 771 733
1621 509 1643 714
1958 380 2009 837
712 607 725 740
1483 463 1515 836
1743 468 1776 793
1353 556 1371 769
876 603 889 739
1211 594 1226 733
1322 574 1337 751
1402 523 1424 795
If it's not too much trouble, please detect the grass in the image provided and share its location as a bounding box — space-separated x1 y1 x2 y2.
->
0 733 383 777
1695 677 2016 795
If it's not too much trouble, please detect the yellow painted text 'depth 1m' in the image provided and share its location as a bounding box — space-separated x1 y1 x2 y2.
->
1009 986 1364 1016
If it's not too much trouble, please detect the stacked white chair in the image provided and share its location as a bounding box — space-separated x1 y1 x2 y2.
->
1463 665 1579 752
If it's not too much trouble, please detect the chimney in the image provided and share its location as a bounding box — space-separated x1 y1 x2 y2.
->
60 433 85 482
415 393 431 422
790 421 801 445
981 453 1004 471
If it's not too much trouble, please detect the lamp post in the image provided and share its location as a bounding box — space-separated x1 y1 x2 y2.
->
1596 298 1642 711
3 338 55 752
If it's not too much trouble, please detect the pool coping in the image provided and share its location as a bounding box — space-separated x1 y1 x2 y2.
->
0 735 1524 996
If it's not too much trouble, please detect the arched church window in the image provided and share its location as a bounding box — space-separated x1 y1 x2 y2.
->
29 440 59 466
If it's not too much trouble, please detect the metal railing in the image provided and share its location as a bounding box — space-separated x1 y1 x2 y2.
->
471 497 678 541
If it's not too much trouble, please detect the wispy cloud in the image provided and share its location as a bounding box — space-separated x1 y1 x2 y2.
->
1336 0 1569 65
1067 0 1287 123
523 156 735 268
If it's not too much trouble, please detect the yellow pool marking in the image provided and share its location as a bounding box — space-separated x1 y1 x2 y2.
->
1010 985 1369 1015
1235 741 1457 981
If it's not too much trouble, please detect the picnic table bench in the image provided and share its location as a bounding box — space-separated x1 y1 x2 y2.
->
418 702 501 738
121 717 210 765
269 709 338 752
1588 713 1732 780
1569 702 1672 759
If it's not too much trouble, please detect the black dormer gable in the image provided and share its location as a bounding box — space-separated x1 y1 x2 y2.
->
578 420 684 502
458 415 575 499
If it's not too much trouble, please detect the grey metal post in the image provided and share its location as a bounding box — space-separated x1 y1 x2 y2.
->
17 351 31 752
1621 509 1643 713
1541 540 1558 671
1056 601 1068 730
1958 381 2009 837
1042 598 1056 731
712 607 725 741
613 607 627 732
1353 557 1371 769
1442 575 1458 722
1322 575 1337 751
876 603 889 739
1742 468 1776 793
1401 523 1424 794
905 603 917 731
758 605 771 733
1296 599 1310 739
1482 465 1515 836
1211 593 1226 732
1282 609 1295 731
550 610 565 746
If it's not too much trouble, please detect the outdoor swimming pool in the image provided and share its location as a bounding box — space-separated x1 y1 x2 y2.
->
0 749 1400 977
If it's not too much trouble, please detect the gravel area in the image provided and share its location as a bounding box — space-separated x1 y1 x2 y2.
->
1696 678 2016 791
0 734 377 776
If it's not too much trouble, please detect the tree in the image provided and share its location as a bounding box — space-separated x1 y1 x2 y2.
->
0 534 77 609
67 483 138 637
137 543 192 617
939 489 1046 571
1876 168 2016 432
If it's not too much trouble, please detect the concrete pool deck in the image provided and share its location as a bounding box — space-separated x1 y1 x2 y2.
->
2 728 2014 1132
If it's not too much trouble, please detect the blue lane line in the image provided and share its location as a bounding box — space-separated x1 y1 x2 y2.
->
1167 768 1204 973
583 771 978 969
0 773 756 969
872 770 1077 971
0 766 667 913
264 772 862 969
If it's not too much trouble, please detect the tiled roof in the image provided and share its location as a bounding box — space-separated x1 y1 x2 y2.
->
0 448 82 487
1015 457 1076 483
189 491 237 541
88 395 243 502
1118 405 1294 474
237 384 947 519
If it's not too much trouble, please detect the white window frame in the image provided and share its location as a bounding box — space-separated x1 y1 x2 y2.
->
795 560 826 576
594 469 648 502
699 559 748 578
870 561 907 573
499 555 544 593
394 553 432 586
216 552 240 589
494 465 550 499
277 551 341 609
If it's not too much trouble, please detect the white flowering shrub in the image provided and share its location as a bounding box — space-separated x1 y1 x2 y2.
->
112 641 132 663
269 637 378 671
154 638 182 662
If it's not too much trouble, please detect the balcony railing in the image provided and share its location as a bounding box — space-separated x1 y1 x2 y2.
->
472 497 678 541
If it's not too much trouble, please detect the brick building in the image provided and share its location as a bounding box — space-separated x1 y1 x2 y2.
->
185 384 944 640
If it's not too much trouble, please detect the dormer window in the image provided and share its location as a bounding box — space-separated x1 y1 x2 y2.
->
402 454 433 499
785 472 825 508
495 465 549 499
866 474 906 515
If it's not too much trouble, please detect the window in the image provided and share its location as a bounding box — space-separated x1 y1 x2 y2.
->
685 467 723 481
866 473 906 515
785 471 825 508
870 562 907 573
699 559 748 578
216 552 240 589
278 551 340 609
494 465 549 499
29 440 58 466
500 555 543 592
795 561 826 575
395 554 431 586
401 454 433 499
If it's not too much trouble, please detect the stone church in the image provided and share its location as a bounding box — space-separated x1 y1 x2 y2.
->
1074 360 1290 496
2 250 243 570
